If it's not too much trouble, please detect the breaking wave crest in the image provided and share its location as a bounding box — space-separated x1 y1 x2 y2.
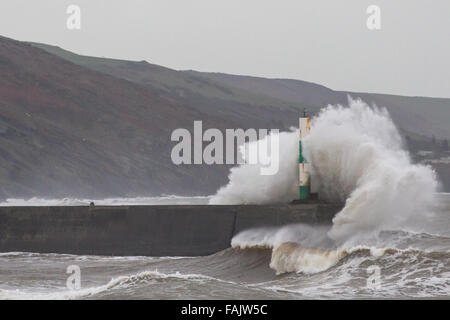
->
269 242 345 274
232 232 449 277
0 270 230 300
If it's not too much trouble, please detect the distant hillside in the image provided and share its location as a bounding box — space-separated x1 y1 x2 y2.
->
191 72 450 140
0 36 305 199
32 42 450 141
29 42 312 115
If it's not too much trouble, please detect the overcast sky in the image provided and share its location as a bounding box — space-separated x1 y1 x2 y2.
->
1 0 449 98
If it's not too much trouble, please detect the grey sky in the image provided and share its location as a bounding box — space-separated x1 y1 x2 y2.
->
1 0 449 98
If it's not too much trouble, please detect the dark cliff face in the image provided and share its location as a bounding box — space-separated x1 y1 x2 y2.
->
0 36 188 198
0 36 301 199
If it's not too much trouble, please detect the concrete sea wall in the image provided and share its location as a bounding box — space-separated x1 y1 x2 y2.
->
0 204 341 256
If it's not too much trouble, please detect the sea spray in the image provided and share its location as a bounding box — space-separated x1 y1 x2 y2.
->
218 98 438 273
212 98 437 240
209 130 299 204
304 99 437 242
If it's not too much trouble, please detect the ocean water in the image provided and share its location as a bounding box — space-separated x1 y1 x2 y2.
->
0 193 448 300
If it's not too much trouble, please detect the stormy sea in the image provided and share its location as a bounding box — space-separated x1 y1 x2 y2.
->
0 101 449 299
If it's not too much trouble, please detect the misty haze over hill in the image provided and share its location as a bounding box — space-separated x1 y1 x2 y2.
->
0 35 449 200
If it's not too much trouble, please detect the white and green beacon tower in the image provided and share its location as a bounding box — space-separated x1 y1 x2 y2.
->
298 111 311 200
